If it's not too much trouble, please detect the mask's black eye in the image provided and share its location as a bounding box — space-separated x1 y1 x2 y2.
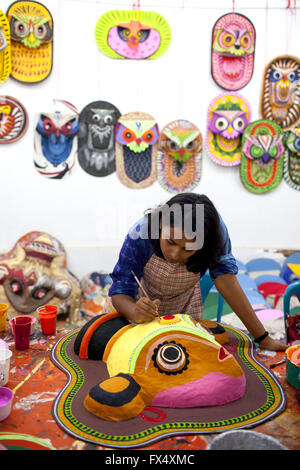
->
152 341 189 375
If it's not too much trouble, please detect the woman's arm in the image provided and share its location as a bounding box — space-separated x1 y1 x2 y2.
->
111 294 160 323
214 273 287 351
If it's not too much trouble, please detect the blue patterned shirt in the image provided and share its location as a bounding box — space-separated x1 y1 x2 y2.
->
109 215 238 300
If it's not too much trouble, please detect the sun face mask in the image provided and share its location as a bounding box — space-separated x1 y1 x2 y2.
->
78 101 121 178
157 120 202 193
95 9 171 60
34 110 79 179
115 112 159 189
240 119 284 194
206 93 251 166
211 12 255 91
283 123 300 191
0 95 28 143
260 55 300 130
0 10 11 84
6 0 53 83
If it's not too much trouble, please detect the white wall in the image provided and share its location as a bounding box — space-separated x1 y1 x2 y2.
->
1 0 300 279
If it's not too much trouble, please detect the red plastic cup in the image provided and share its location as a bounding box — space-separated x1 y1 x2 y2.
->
12 317 31 350
37 305 58 335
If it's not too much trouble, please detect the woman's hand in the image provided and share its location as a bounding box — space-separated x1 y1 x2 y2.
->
133 297 161 323
258 335 287 351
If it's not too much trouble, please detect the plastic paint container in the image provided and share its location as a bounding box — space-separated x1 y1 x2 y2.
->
9 315 37 336
0 386 14 421
37 305 58 335
286 344 300 388
0 304 9 332
0 349 12 386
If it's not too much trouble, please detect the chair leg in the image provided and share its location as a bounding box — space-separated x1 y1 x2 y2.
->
217 295 224 323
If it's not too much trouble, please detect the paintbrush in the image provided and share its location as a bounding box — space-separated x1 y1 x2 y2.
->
131 270 161 319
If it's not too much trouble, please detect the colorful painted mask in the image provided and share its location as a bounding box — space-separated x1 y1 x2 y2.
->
211 12 255 90
157 120 202 193
34 110 79 179
206 93 251 166
95 10 171 60
80 271 112 318
0 231 81 324
0 95 28 143
240 119 284 194
260 56 300 130
78 101 121 177
115 112 159 188
6 0 53 83
0 10 11 84
74 313 246 421
283 123 300 191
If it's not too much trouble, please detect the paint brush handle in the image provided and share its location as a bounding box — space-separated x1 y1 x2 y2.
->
131 270 161 319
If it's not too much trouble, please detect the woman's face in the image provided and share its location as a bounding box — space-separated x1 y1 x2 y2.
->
160 225 197 265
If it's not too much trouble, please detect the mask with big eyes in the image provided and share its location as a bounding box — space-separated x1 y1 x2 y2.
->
95 10 171 60
240 119 284 194
260 56 300 130
0 96 28 143
0 9 10 86
115 112 159 188
211 13 255 91
283 125 300 191
206 93 251 166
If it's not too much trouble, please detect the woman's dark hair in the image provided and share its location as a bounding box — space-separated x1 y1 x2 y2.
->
146 193 224 273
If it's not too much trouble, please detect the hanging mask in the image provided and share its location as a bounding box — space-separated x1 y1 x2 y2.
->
0 10 11 84
206 93 251 166
6 0 53 83
260 55 300 130
157 120 202 193
240 119 284 194
0 95 28 143
283 123 300 191
115 112 159 188
78 101 121 177
95 9 171 60
211 12 255 91
34 105 79 179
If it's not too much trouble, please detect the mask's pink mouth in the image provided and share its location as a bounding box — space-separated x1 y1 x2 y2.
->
151 372 246 408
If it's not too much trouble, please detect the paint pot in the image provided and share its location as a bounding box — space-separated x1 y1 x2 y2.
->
37 305 58 335
12 317 31 350
0 304 8 332
0 349 12 386
286 344 300 388
9 315 37 336
0 386 14 421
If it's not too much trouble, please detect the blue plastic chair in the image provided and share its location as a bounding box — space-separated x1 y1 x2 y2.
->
236 259 248 274
283 280 300 340
244 291 270 308
254 274 287 287
280 252 300 284
236 273 257 290
245 258 282 277
200 270 224 323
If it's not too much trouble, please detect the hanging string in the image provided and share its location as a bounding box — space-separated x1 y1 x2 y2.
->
178 0 185 119
132 0 141 111
285 0 297 54
56 0 61 100
232 0 235 13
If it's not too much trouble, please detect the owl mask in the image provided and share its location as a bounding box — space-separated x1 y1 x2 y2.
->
157 120 202 193
283 123 300 191
0 95 28 143
240 119 284 194
115 112 159 189
6 0 53 83
95 10 171 60
206 93 251 166
34 110 79 179
211 13 255 91
0 10 11 84
78 101 121 177
260 56 300 130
